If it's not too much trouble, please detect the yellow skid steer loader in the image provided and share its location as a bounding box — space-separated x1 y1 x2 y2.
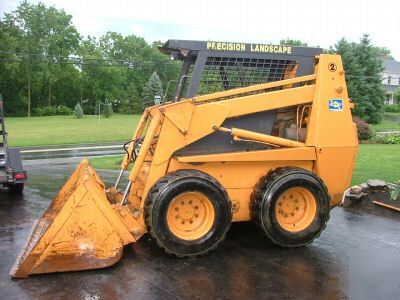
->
11 40 358 278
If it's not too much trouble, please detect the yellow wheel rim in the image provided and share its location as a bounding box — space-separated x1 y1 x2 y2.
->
167 192 215 240
275 187 317 232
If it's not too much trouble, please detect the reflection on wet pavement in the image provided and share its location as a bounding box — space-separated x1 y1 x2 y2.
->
0 159 399 299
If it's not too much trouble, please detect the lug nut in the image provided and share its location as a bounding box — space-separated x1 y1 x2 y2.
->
175 207 179 211
181 221 185 224
189 220 193 224
195 214 199 218
194 206 198 209
189 200 192 204
175 215 179 219
291 213 294 217
296 207 299 210
181 201 184 205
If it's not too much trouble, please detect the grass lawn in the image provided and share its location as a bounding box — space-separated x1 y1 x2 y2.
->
385 112 400 117
90 155 124 170
350 144 399 185
6 114 141 147
371 113 400 132
90 144 400 185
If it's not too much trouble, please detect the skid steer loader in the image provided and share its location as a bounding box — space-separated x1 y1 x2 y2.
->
10 40 358 278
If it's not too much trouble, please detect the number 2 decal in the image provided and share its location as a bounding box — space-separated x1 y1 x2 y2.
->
328 63 337 72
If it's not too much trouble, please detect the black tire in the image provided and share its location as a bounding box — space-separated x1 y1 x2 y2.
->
145 169 232 257
251 167 330 247
9 183 24 195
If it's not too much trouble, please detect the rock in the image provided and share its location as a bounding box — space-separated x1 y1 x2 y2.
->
350 185 362 194
367 179 387 189
342 197 353 208
345 190 365 200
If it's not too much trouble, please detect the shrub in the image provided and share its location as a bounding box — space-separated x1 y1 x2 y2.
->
32 105 72 116
384 105 400 113
73 103 84 119
41 106 57 116
83 105 95 115
102 101 113 118
56 105 72 115
353 116 373 140
32 107 44 116
33 106 58 116
375 133 400 144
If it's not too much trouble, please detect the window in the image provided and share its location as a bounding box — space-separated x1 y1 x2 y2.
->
388 75 391 84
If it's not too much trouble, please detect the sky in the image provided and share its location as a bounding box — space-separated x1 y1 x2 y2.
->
1 0 399 59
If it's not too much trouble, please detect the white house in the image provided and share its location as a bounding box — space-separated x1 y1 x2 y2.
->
381 57 400 105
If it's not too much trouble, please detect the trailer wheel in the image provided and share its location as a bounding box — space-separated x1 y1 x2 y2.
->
9 183 24 195
145 170 232 257
251 167 330 247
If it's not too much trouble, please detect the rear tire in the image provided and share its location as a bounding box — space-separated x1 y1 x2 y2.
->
9 183 24 195
145 170 232 257
251 167 330 247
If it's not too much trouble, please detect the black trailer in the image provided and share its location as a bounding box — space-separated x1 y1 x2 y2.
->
0 96 26 194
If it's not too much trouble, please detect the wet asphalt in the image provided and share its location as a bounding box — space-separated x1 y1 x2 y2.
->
0 157 399 300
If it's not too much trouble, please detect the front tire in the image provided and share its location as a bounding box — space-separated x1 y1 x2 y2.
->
145 170 232 257
251 167 330 247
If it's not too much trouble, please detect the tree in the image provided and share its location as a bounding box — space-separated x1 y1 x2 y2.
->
355 34 385 123
102 100 113 118
78 32 178 113
120 83 142 114
333 35 385 123
334 38 364 116
280 39 308 46
0 1 181 117
73 102 83 118
142 71 163 106
0 1 80 116
375 46 392 58
394 88 400 104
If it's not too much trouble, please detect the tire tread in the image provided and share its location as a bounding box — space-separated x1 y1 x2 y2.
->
250 167 330 247
145 169 232 257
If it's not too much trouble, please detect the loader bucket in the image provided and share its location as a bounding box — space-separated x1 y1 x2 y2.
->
10 160 134 278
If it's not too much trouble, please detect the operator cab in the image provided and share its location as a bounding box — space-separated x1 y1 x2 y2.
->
159 40 323 155
159 39 322 101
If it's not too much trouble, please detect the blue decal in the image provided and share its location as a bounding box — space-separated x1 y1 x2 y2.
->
328 99 343 111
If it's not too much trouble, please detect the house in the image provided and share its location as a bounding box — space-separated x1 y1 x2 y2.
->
381 57 400 105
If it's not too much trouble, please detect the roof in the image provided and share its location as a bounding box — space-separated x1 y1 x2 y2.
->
159 39 323 60
382 57 400 74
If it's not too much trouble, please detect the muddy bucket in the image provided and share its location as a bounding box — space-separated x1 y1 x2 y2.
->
10 160 134 278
